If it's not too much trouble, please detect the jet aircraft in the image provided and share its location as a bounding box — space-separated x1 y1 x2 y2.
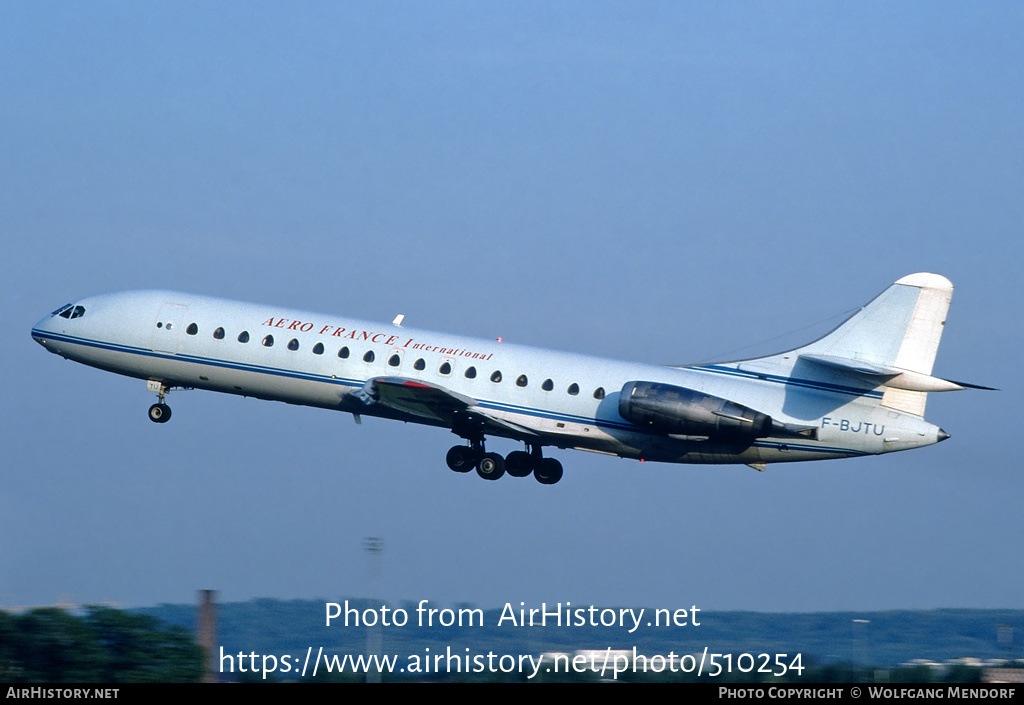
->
31 273 987 485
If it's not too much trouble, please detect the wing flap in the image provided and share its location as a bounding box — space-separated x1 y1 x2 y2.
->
355 377 541 439
357 377 475 424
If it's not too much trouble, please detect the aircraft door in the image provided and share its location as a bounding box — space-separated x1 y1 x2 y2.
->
152 303 189 354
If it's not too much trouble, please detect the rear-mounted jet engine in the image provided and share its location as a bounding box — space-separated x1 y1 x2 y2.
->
619 380 774 441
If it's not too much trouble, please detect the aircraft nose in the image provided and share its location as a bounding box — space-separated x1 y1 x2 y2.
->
937 428 951 442
31 310 64 350
31 315 53 345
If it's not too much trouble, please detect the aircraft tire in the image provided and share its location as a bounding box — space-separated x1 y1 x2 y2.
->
148 403 171 423
504 451 533 477
476 453 505 480
534 458 563 485
446 445 477 473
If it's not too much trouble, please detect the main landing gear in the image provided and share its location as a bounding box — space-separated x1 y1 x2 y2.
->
147 381 172 423
445 442 563 485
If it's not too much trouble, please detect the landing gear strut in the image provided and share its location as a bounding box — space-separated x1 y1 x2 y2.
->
444 440 563 485
147 381 172 423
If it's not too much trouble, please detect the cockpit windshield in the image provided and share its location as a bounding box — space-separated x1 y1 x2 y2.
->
52 304 86 319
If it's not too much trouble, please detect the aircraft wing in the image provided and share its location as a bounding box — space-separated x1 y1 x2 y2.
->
360 377 475 423
354 377 541 439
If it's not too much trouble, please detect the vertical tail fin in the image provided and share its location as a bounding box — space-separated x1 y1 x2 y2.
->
797 273 953 416
884 272 954 377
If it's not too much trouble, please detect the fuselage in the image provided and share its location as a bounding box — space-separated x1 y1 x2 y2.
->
31 289 948 470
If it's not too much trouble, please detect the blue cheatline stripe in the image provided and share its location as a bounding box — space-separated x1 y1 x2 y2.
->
33 329 621 428
751 440 865 457
33 329 363 388
692 364 885 400
34 330 858 456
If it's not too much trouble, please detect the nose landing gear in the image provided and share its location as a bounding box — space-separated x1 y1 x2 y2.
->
147 380 172 423
148 403 172 423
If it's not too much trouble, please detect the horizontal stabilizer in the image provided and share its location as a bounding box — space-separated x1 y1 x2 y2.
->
945 378 998 391
799 355 899 378
799 354 985 393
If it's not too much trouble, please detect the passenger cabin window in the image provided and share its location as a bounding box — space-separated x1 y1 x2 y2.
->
363 350 375 363
465 366 476 379
568 383 579 395
593 387 605 400
262 335 274 347
186 323 198 335
288 338 299 351
414 358 425 371
313 342 324 355
439 362 452 375
388 354 400 367
516 374 528 387
490 371 502 383
214 327 225 339
339 346 350 359
542 379 553 391
238 331 250 343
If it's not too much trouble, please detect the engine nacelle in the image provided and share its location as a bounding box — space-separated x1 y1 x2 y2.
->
619 381 773 440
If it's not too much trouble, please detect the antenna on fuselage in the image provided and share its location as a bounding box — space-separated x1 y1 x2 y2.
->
392 314 404 327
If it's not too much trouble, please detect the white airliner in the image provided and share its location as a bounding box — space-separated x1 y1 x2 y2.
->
32 273 988 485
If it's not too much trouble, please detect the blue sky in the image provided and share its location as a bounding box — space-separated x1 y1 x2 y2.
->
2 2 1022 614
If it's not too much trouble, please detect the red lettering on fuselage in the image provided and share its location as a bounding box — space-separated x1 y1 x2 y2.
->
258 317 493 361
